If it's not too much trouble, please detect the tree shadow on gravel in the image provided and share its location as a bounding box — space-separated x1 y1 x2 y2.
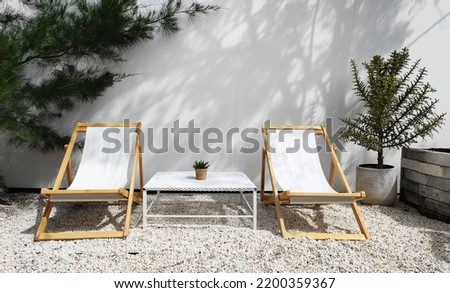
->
285 205 357 235
373 201 450 266
0 193 39 231
257 200 359 236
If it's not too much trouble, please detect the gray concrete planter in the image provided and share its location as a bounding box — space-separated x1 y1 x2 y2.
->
400 148 450 223
356 164 397 206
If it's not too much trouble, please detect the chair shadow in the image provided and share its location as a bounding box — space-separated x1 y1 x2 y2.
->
258 202 356 235
24 196 139 235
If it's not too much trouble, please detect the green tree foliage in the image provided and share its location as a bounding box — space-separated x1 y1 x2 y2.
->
340 48 446 168
0 0 219 152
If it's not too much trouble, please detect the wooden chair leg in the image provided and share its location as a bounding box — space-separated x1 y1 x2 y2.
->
260 148 268 202
351 201 370 239
273 192 290 237
138 145 144 200
34 201 54 241
123 190 134 237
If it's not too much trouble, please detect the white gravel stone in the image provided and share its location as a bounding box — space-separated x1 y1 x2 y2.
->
0 193 449 273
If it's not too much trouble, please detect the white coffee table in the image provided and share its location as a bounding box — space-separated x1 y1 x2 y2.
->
143 171 257 230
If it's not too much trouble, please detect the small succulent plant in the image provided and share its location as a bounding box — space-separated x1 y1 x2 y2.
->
193 160 210 169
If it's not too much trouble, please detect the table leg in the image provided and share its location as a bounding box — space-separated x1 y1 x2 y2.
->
253 190 257 230
143 190 147 230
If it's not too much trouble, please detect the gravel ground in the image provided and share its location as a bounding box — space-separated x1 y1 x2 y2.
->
0 193 449 273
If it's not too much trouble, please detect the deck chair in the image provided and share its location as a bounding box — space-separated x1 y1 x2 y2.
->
260 125 370 240
35 122 144 241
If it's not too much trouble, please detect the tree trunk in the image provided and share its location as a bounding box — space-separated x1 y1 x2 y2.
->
0 175 6 193
377 149 384 169
378 130 384 168
0 175 10 205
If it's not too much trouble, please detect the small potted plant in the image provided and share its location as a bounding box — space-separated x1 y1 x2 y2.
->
193 160 210 180
340 47 445 206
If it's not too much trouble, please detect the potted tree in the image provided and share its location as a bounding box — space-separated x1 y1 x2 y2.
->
340 48 445 206
193 160 210 180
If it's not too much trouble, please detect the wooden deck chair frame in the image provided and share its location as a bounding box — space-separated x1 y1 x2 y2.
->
35 122 144 241
260 125 370 240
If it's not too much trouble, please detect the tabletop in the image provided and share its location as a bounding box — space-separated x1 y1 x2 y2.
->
144 171 257 192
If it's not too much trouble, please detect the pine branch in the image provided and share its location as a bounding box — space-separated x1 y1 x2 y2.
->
350 59 369 101
340 116 380 152
384 67 430 138
0 6 26 28
21 67 124 112
384 99 440 148
394 59 420 94
384 84 435 146
20 1 121 64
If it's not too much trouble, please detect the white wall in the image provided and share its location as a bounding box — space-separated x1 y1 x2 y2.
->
1 0 450 189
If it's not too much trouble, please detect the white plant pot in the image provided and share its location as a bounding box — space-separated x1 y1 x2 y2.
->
356 164 397 206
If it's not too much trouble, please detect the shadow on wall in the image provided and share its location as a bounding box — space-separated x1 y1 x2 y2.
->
0 137 65 189
3 0 445 188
